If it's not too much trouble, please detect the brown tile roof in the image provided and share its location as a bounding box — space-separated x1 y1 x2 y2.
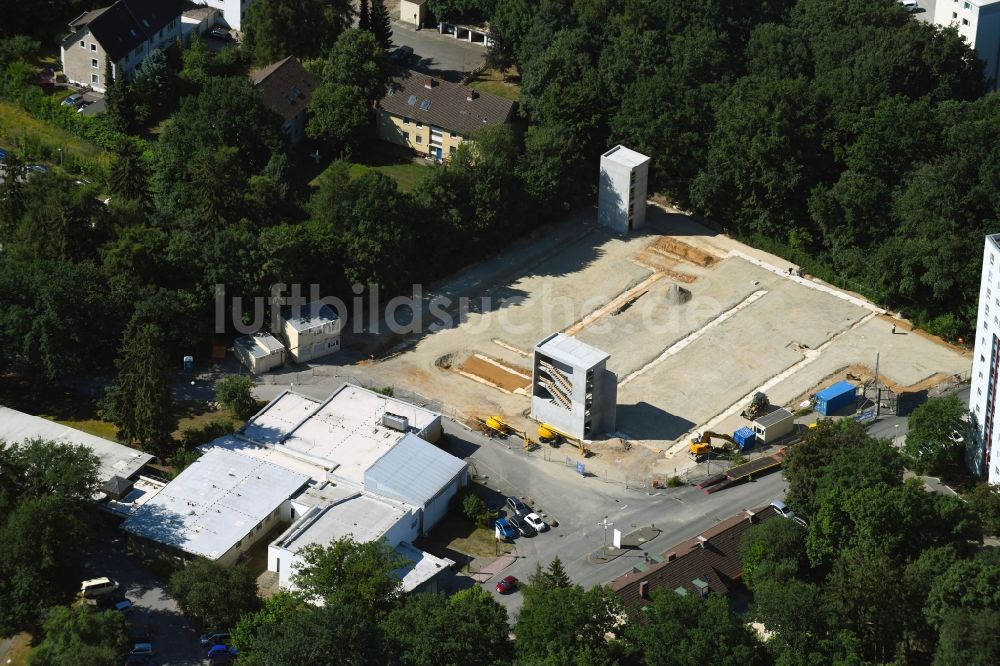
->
251 57 317 123
609 505 778 612
378 69 515 137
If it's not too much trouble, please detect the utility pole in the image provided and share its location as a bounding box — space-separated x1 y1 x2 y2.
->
874 351 881 417
598 516 614 546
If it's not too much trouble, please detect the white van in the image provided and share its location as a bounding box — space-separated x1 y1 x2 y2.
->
81 577 118 598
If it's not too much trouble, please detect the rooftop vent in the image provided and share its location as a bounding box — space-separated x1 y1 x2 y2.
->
382 412 409 432
466 89 476 101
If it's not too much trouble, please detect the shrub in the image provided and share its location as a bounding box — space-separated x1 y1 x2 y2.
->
666 476 684 488
215 375 259 420
179 418 235 449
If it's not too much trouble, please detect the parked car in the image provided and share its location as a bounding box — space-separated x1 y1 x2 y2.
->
898 0 918 9
131 625 150 643
524 512 547 532
496 575 518 594
130 643 153 655
26 164 48 174
506 496 530 517
388 45 413 64
124 654 153 666
60 93 84 107
495 518 517 540
509 515 535 537
77 101 92 113
114 599 133 612
771 500 795 519
208 26 232 40
200 631 231 646
207 644 238 659
81 577 118 598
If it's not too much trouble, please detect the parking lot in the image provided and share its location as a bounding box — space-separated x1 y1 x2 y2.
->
390 21 486 81
81 526 205 665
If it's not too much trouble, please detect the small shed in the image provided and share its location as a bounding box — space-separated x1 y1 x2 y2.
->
815 381 857 416
400 0 427 27
751 408 795 444
102 475 134 501
234 332 286 374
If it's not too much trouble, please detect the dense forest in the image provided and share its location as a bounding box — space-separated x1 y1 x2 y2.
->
0 0 993 381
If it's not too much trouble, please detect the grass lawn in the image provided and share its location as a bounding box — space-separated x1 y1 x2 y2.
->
172 401 246 441
52 418 118 440
422 511 515 560
308 144 431 193
467 68 521 101
0 632 33 666
0 100 109 170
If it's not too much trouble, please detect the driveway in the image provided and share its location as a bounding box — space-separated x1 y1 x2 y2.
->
82 527 204 666
391 21 487 81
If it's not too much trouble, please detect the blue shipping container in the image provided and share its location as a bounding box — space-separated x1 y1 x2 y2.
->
733 427 756 451
815 380 856 415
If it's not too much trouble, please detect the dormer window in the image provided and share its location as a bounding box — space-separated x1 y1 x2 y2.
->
90 43 96 51
79 40 85 48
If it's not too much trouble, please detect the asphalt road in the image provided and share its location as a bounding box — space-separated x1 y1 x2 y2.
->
390 21 487 81
443 421 786 619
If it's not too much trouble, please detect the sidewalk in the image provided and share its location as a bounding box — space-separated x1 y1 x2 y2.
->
471 552 518 582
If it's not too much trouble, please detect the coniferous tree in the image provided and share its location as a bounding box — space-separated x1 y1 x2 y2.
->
108 139 151 209
370 0 393 50
113 322 174 455
359 0 371 31
103 60 132 133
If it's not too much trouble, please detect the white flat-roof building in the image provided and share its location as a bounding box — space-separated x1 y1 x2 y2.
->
0 406 152 486
531 333 617 440
598 145 650 234
277 300 341 364
933 0 1000 88
122 448 310 565
970 234 1000 482
234 332 286 374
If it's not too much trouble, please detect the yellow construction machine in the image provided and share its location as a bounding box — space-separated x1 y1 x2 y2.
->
537 423 591 457
689 431 737 457
480 415 537 450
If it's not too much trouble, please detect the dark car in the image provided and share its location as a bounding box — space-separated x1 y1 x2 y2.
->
200 631 231 646
25 164 48 174
388 45 413 64
209 26 232 41
506 496 530 517
207 644 237 659
496 575 518 594
124 654 153 666
131 625 150 643
508 515 535 537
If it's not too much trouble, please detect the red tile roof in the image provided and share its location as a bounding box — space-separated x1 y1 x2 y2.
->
251 56 317 123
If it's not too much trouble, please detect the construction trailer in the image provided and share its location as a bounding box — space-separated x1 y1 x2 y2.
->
234 332 286 374
815 381 857 416
751 408 795 444
530 333 616 441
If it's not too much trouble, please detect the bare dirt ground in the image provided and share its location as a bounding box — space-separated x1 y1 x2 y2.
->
293 204 970 479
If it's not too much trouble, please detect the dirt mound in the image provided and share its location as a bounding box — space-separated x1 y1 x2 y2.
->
665 284 692 305
650 237 718 267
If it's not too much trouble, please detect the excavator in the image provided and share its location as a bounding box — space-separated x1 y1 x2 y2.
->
689 431 738 458
537 423 591 457
741 392 770 421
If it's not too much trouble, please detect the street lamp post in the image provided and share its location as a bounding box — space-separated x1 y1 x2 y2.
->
598 516 614 547
57 147 63 168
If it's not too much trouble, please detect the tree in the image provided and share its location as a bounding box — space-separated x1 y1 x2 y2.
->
0 150 25 243
236 601 384 666
740 516 805 589
0 496 90 634
514 583 623 664
306 83 370 150
243 0 353 64
627 590 767 666
0 438 101 514
232 591 306 652
903 395 967 474
169 558 261 629
29 606 130 666
359 0 371 30
925 549 1000 631
934 608 1000 666
751 578 846 663
369 0 393 50
544 555 571 589
382 587 512 666
320 29 388 104
103 60 132 134
108 138 151 208
292 536 407 616
215 375 259 420
112 322 175 455
964 483 1000 536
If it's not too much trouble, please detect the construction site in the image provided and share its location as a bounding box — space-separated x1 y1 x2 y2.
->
316 204 970 479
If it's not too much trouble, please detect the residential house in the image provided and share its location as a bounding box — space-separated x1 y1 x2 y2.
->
180 4 219 46
276 300 340 364
376 70 515 161
60 0 183 93
193 0 253 32
609 504 778 614
251 57 317 146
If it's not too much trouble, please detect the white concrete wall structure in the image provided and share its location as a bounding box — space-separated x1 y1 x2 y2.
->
969 234 1000 482
934 0 1000 87
531 333 617 440
598 145 650 235
194 0 251 32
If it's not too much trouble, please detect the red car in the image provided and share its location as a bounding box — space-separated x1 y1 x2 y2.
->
496 575 518 594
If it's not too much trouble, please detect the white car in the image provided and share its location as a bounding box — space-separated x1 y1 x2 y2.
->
524 512 547 532
899 0 918 10
771 500 795 519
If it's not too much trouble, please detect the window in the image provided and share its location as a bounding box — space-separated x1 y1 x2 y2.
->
963 18 969 25
91 58 98 68
416 135 422 144
953 11 958 18
79 40 85 48
450 131 457 139
965 1 971 8
90 43 96 51
91 74 99 84
403 131 409 141
449 146 456 154
403 116 409 124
